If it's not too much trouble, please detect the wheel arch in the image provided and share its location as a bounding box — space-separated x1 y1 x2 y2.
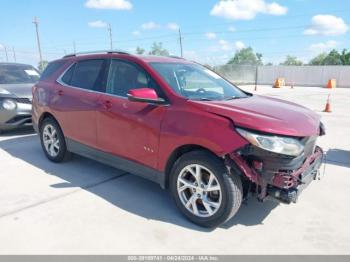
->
163 144 222 189
38 112 60 130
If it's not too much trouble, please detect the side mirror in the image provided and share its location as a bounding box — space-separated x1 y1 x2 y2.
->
127 88 166 105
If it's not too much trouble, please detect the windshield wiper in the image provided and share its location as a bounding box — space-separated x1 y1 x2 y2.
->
223 96 248 101
198 98 214 101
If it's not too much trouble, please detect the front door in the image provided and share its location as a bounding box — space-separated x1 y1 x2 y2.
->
97 59 167 169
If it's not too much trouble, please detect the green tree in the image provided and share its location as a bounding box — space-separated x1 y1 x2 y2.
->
38 60 48 72
227 47 263 65
148 42 169 56
280 55 303 66
323 49 343 65
340 49 350 65
309 49 350 65
309 53 328 65
136 47 145 55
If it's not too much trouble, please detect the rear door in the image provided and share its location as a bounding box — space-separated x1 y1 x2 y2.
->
52 59 107 148
96 59 168 169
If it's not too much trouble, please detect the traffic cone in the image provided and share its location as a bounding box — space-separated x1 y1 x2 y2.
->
327 79 336 89
324 94 332 113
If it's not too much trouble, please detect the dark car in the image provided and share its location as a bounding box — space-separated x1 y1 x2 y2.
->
32 51 324 228
0 63 40 133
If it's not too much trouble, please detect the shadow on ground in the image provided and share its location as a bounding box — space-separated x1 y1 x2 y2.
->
0 126 35 137
325 149 350 168
0 131 279 231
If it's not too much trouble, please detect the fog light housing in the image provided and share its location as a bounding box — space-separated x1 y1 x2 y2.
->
2 99 17 110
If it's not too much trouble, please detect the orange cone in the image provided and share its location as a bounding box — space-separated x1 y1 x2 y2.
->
324 94 332 113
327 79 336 89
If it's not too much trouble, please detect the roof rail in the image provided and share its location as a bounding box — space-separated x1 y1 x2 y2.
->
63 50 130 58
168 55 185 60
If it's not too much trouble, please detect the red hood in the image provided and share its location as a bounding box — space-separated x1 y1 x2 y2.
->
191 95 320 137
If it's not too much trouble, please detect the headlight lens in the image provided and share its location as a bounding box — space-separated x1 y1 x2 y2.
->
0 89 10 95
2 99 17 110
236 128 304 156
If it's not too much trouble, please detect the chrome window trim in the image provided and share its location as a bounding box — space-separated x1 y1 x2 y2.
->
56 61 169 104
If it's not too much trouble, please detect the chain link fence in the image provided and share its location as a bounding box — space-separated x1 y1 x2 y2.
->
213 65 350 88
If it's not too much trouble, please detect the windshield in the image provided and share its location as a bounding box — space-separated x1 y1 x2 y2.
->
0 64 40 84
150 62 248 101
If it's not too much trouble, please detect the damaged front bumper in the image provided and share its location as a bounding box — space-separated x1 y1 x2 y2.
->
227 145 324 204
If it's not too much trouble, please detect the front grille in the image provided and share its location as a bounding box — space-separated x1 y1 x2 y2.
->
14 98 32 104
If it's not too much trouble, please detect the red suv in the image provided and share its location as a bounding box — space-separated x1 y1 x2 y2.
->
32 51 324 228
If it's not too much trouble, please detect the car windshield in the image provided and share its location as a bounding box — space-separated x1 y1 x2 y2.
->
0 64 40 84
150 62 248 101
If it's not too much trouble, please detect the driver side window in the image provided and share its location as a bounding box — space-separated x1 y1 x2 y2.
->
106 59 163 98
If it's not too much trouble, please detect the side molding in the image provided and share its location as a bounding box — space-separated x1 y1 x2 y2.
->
66 138 166 188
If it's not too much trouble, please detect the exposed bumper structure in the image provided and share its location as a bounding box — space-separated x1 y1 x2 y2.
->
228 145 324 203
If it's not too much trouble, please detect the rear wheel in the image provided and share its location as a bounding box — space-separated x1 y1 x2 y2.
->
170 151 243 228
39 117 71 162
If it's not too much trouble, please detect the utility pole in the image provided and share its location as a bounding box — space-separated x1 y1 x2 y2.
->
4 46 8 62
12 46 16 62
108 23 113 50
178 28 183 57
32 17 43 68
73 41 76 54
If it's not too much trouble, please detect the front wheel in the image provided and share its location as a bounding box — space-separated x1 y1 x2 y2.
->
170 151 243 228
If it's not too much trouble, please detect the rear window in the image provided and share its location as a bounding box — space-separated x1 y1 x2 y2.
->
0 64 40 84
40 60 66 81
69 59 104 90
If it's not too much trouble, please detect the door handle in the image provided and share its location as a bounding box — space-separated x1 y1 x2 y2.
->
102 100 112 110
57 90 64 96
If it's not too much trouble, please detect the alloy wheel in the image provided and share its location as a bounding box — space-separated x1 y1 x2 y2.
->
42 124 60 157
177 164 222 218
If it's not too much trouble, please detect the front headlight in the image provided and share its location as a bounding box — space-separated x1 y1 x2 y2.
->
2 99 17 110
0 89 10 95
236 128 304 156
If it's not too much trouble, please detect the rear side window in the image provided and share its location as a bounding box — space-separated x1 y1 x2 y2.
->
40 60 65 81
61 64 76 85
70 59 104 90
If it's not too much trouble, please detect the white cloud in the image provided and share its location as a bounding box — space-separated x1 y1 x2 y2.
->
235 41 246 50
309 40 338 53
0 44 4 50
218 40 231 51
88 20 108 28
205 32 217 39
85 0 132 10
228 26 236 32
210 0 287 20
167 23 179 30
265 2 287 15
132 30 140 36
141 22 161 30
304 15 348 36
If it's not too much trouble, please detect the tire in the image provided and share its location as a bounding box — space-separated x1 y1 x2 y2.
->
170 150 243 228
39 117 71 163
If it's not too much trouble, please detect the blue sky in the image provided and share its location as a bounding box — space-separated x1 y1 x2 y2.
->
0 0 349 67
